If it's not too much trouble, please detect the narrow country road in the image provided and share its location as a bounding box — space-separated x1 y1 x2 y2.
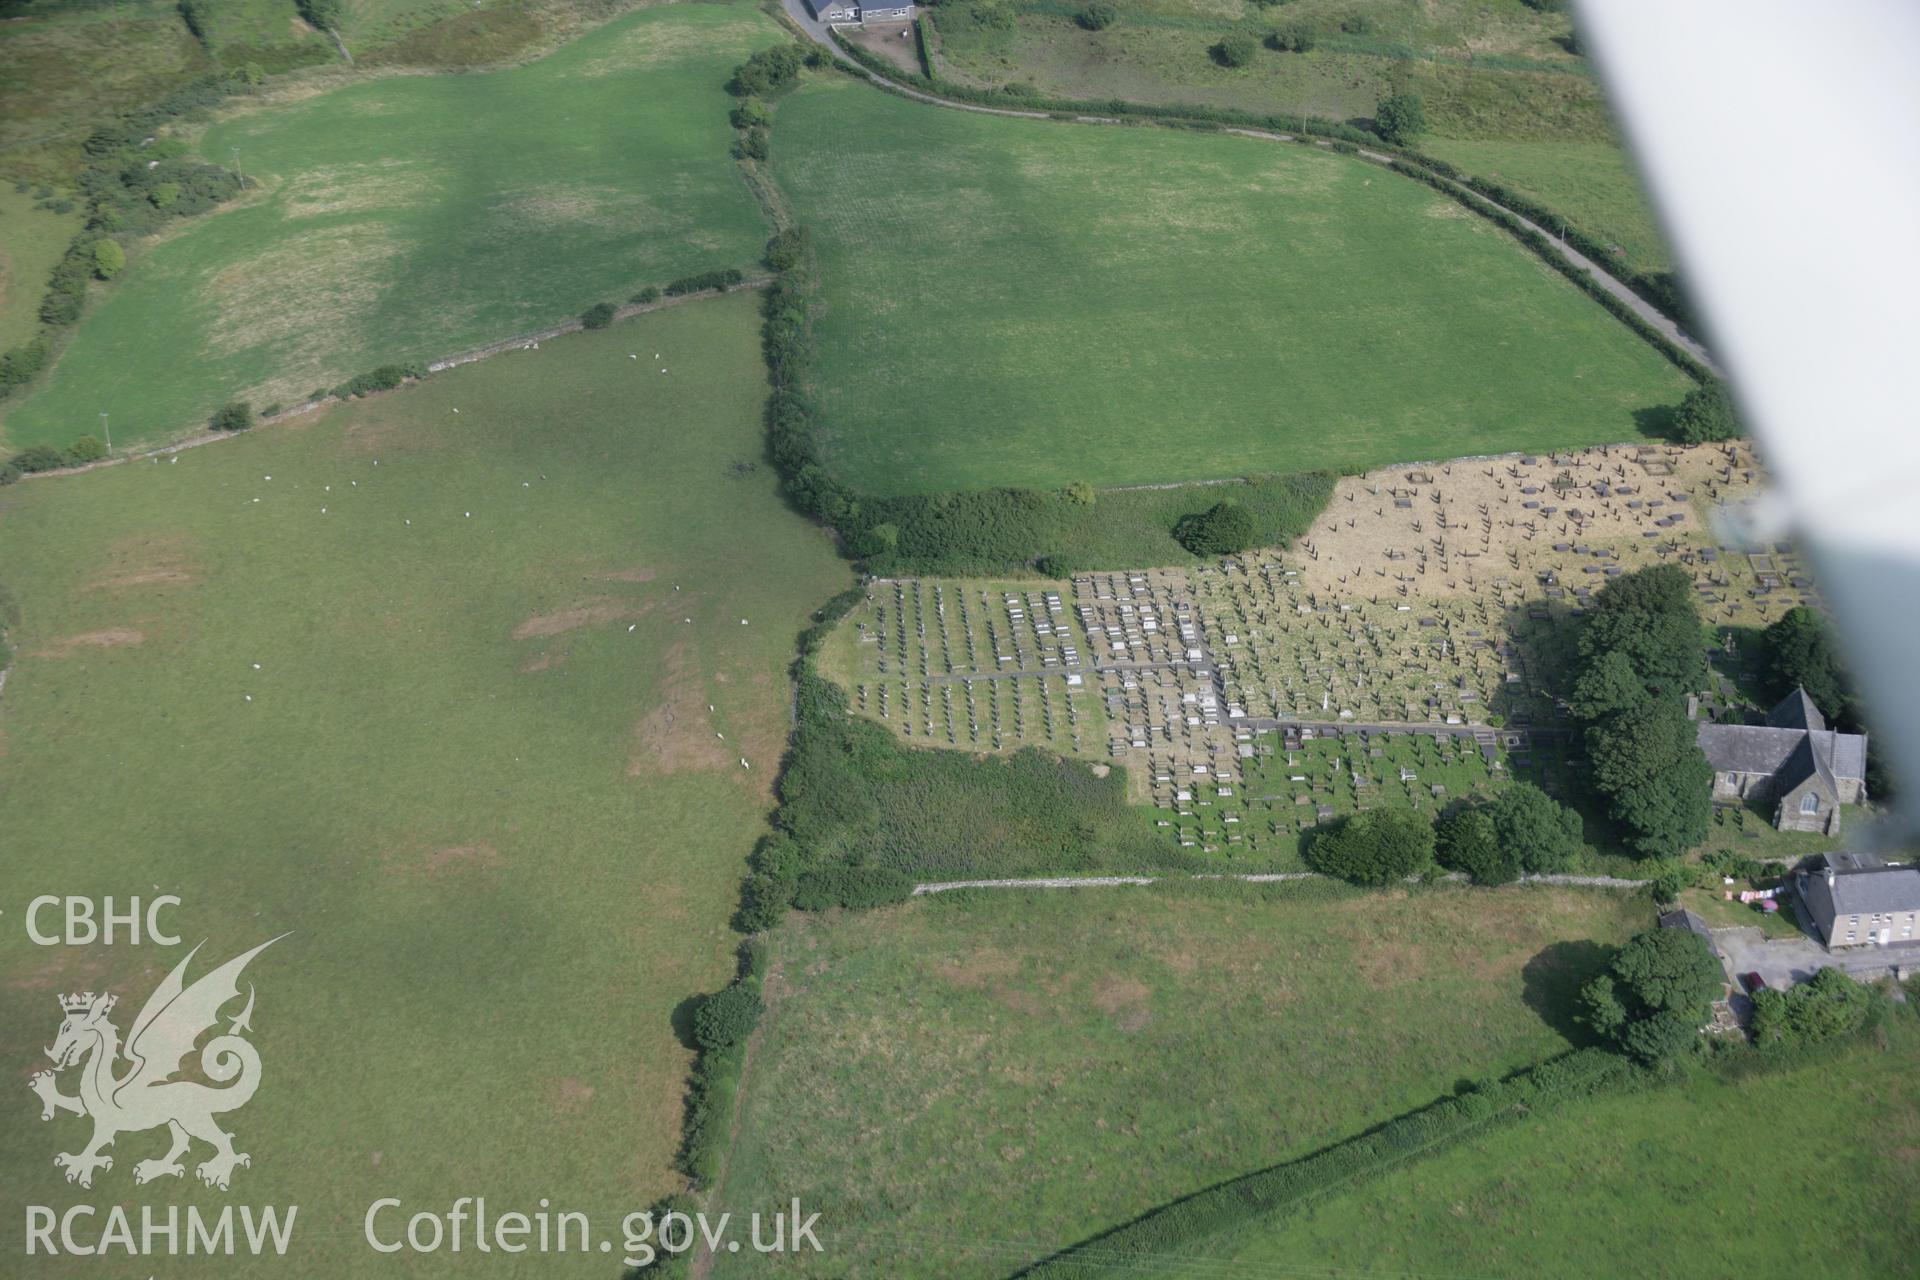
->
772 0 1716 373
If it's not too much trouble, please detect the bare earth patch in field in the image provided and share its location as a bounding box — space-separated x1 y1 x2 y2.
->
419 843 504 876
512 597 648 639
278 161 440 219
34 628 145 656
628 641 728 777
85 533 201 591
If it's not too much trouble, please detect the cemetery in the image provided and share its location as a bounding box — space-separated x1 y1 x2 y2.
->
822 442 1814 859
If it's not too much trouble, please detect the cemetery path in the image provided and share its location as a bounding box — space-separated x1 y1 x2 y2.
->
772 1 1716 373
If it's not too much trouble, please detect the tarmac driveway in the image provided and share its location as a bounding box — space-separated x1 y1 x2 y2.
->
1713 925 1920 991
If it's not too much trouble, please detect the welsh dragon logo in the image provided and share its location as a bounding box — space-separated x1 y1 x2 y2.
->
29 937 285 1191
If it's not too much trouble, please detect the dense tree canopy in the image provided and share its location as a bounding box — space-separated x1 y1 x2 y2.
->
1764 607 1851 725
1571 566 1713 857
1307 809 1435 886
1672 381 1738 444
1580 927 1722 1063
1578 564 1706 699
1486 782 1584 874
1172 501 1254 556
1750 967 1872 1048
1436 809 1516 884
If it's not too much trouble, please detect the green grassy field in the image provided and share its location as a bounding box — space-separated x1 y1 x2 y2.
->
0 293 851 1274
0 184 82 349
1423 136 1672 275
1 2 777 452
773 77 1692 496
930 0 1611 139
1201 1022 1920 1278
710 882 1648 1278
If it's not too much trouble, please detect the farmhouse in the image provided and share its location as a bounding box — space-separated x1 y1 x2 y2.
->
1798 852 1920 949
1696 688 1867 835
806 0 913 22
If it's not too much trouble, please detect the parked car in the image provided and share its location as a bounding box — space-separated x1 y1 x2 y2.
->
1741 971 1767 993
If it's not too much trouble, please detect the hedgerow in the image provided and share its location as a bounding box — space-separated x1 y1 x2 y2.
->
331 361 424 400
675 939 769 1189
1018 1049 1630 1278
665 268 745 297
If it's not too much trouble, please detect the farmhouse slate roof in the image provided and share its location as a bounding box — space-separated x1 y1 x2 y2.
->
1803 857 1920 935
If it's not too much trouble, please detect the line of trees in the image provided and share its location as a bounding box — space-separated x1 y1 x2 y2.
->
1569 565 1713 857
1303 781 1585 886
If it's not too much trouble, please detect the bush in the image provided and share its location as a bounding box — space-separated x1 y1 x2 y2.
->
1213 34 1258 67
295 0 341 28
92 240 126 280
580 301 617 330
691 983 763 1054
0 463 20 486
1750 967 1872 1048
728 44 806 97
1172 501 1255 556
732 126 770 161
764 227 811 272
1267 21 1315 51
1306 809 1436 886
730 98 772 131
1671 380 1738 444
1486 782 1584 874
1437 809 1518 885
1374 92 1427 144
66 435 108 464
209 401 253 432
8 445 70 474
0 340 49 391
631 285 662 305
1076 2 1118 30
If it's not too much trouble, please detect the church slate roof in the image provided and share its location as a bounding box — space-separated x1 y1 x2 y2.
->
1696 687 1866 787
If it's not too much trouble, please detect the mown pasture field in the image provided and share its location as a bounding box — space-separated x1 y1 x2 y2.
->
709 882 1647 1278
773 77 1694 496
2 2 778 452
1202 1019 1920 1279
0 293 850 1274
